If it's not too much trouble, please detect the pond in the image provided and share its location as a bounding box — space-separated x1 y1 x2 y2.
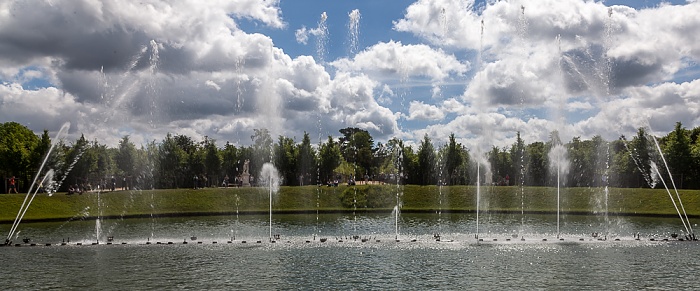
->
2 213 698 289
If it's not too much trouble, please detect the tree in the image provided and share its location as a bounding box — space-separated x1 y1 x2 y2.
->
610 137 639 188
691 133 700 189
416 134 437 185
296 132 316 186
319 136 341 184
32 130 51 170
0 122 40 192
443 133 463 185
488 146 512 186
509 132 526 186
631 128 652 188
221 141 240 182
116 135 137 189
203 137 221 187
567 136 596 187
338 127 375 177
67 134 94 188
158 133 186 188
274 136 296 186
526 142 547 186
662 122 692 188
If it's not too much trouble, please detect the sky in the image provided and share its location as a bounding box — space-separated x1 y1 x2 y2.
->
0 0 699 152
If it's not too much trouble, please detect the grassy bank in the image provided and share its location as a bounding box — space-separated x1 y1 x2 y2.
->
0 185 699 223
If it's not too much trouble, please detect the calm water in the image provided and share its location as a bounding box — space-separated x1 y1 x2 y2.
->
2 213 698 289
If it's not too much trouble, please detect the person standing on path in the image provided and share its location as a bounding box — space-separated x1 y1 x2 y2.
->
9 176 18 193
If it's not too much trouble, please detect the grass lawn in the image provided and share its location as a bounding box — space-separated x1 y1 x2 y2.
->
1 185 699 223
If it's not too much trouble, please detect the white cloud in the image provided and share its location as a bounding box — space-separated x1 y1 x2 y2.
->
565 101 594 112
331 41 469 82
295 26 309 44
408 101 445 121
0 0 698 153
205 80 221 91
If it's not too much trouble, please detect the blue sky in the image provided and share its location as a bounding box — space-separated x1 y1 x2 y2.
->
0 0 698 151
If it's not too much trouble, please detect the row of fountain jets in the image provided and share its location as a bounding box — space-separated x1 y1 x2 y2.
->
4 7 695 245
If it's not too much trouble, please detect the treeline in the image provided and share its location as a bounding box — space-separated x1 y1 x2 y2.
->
1 121 700 193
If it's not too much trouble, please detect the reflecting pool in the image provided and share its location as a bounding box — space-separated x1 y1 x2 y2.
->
2 213 697 289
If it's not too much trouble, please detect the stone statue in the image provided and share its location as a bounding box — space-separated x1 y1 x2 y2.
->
243 159 250 174
240 159 251 187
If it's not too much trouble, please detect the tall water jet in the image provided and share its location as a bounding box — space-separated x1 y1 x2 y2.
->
472 18 495 241
259 163 281 241
516 6 529 237
550 25 570 239
548 137 570 239
6 122 71 244
315 12 329 65
348 9 361 56
314 11 329 240
437 153 444 240
394 145 403 241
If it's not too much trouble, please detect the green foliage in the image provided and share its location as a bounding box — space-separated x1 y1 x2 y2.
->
0 122 40 191
274 135 297 186
526 142 547 186
6 121 700 192
319 136 341 183
116 135 136 176
338 127 375 176
662 122 692 188
203 137 221 185
296 132 316 185
417 134 436 185
443 133 463 185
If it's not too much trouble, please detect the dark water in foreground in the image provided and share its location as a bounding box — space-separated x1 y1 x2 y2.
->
2 213 698 289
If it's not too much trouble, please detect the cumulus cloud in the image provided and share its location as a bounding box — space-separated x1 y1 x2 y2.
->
331 41 469 81
0 0 699 152
394 0 700 147
408 101 445 121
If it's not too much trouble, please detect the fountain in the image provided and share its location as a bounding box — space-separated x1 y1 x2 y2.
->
259 162 281 242
2 3 696 252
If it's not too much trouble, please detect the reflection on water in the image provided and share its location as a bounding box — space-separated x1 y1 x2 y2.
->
1 214 698 289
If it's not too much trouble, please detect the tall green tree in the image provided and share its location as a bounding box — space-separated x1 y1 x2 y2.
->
221 141 240 182
509 132 526 186
296 132 316 185
319 136 341 184
116 136 137 188
67 134 94 187
158 133 186 188
488 146 512 185
338 127 375 178
631 128 652 188
662 122 692 188
443 133 463 185
274 135 296 186
416 134 437 185
567 136 596 187
203 137 221 187
32 130 51 170
526 141 547 186
690 132 700 189
0 122 40 192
